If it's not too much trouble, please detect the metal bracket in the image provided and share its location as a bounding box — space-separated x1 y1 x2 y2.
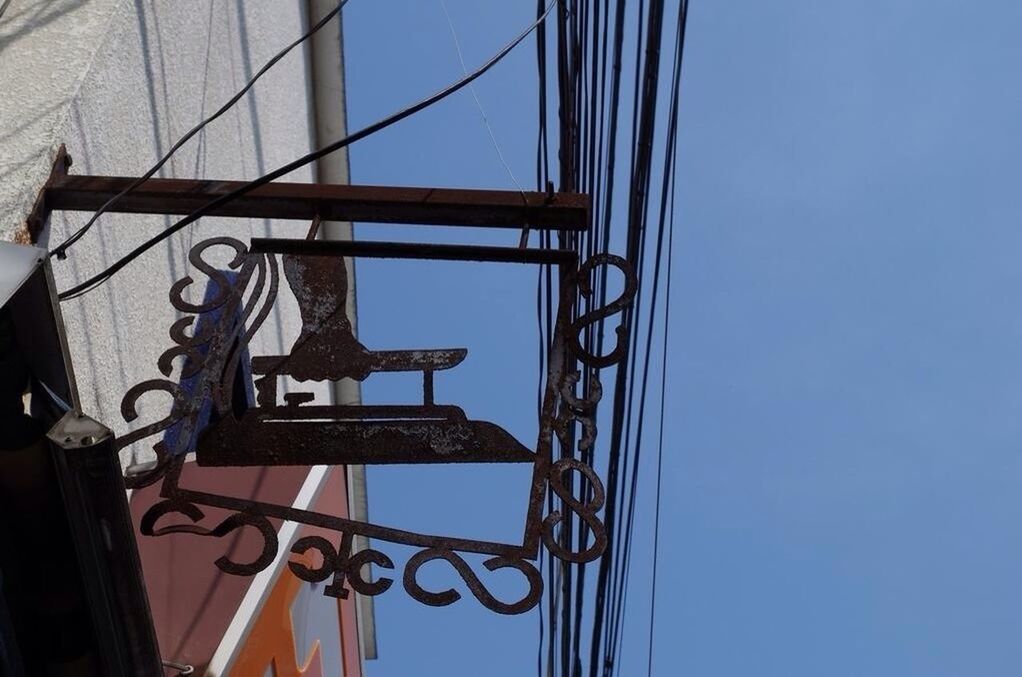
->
20 145 72 244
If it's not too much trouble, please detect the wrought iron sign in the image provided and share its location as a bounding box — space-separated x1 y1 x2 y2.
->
40 166 636 615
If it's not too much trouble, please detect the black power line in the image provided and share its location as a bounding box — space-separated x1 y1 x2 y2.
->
647 119 678 677
532 0 691 674
605 2 689 674
586 1 669 673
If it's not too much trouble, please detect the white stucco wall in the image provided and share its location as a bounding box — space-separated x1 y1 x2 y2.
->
0 0 329 465
0 0 124 241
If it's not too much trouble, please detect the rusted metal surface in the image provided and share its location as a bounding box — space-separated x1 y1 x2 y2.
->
20 145 72 244
116 226 636 615
189 247 535 469
197 407 534 466
568 253 640 368
403 549 543 615
542 458 608 563
44 174 590 230
249 238 579 265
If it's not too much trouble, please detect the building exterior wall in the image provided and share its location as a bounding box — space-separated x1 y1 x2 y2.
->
2 0 326 448
0 2 365 674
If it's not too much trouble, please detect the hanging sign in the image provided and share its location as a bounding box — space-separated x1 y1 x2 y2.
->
102 187 636 615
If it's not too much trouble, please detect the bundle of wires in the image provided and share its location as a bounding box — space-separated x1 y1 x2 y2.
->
534 1 691 675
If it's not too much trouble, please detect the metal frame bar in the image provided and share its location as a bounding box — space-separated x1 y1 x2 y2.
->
249 238 578 265
42 173 590 231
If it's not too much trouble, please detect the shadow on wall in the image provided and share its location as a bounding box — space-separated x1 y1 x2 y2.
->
0 0 87 54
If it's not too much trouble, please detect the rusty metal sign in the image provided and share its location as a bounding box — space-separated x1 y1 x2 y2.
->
118 234 635 615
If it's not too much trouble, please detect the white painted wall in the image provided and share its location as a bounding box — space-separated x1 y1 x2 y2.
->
0 0 333 466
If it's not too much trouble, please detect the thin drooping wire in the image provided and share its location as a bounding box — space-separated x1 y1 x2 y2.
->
606 3 688 672
439 0 527 198
571 1 611 667
589 3 638 645
535 0 554 671
49 0 351 261
605 80 662 652
59 0 558 302
538 267 547 677
0 0 12 21
553 4 581 672
588 1 668 672
535 0 551 195
540 0 639 672
584 12 630 656
557 2 583 673
544 234 558 677
544 1 576 672
646 136 676 677
559 0 599 666
537 0 688 673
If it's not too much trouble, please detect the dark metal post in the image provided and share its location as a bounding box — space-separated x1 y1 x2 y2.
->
47 413 162 676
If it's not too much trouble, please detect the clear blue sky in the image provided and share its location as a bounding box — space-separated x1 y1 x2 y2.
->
344 1 1022 675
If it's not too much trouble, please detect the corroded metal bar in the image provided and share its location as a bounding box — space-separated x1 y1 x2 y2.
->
249 238 578 265
45 174 590 230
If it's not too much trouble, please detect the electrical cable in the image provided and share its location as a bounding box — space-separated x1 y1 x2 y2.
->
536 2 554 671
646 151 675 677
59 0 558 302
554 4 581 673
528 0 688 672
587 1 668 672
539 0 633 674
537 231 548 677
49 0 351 261
606 4 688 672
439 0 527 198
571 3 613 667
557 2 580 658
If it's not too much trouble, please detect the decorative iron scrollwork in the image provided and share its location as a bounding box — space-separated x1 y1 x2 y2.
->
119 237 271 489
287 534 395 599
555 370 603 452
139 498 278 576
121 236 637 614
403 549 543 616
568 253 639 368
542 458 607 564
